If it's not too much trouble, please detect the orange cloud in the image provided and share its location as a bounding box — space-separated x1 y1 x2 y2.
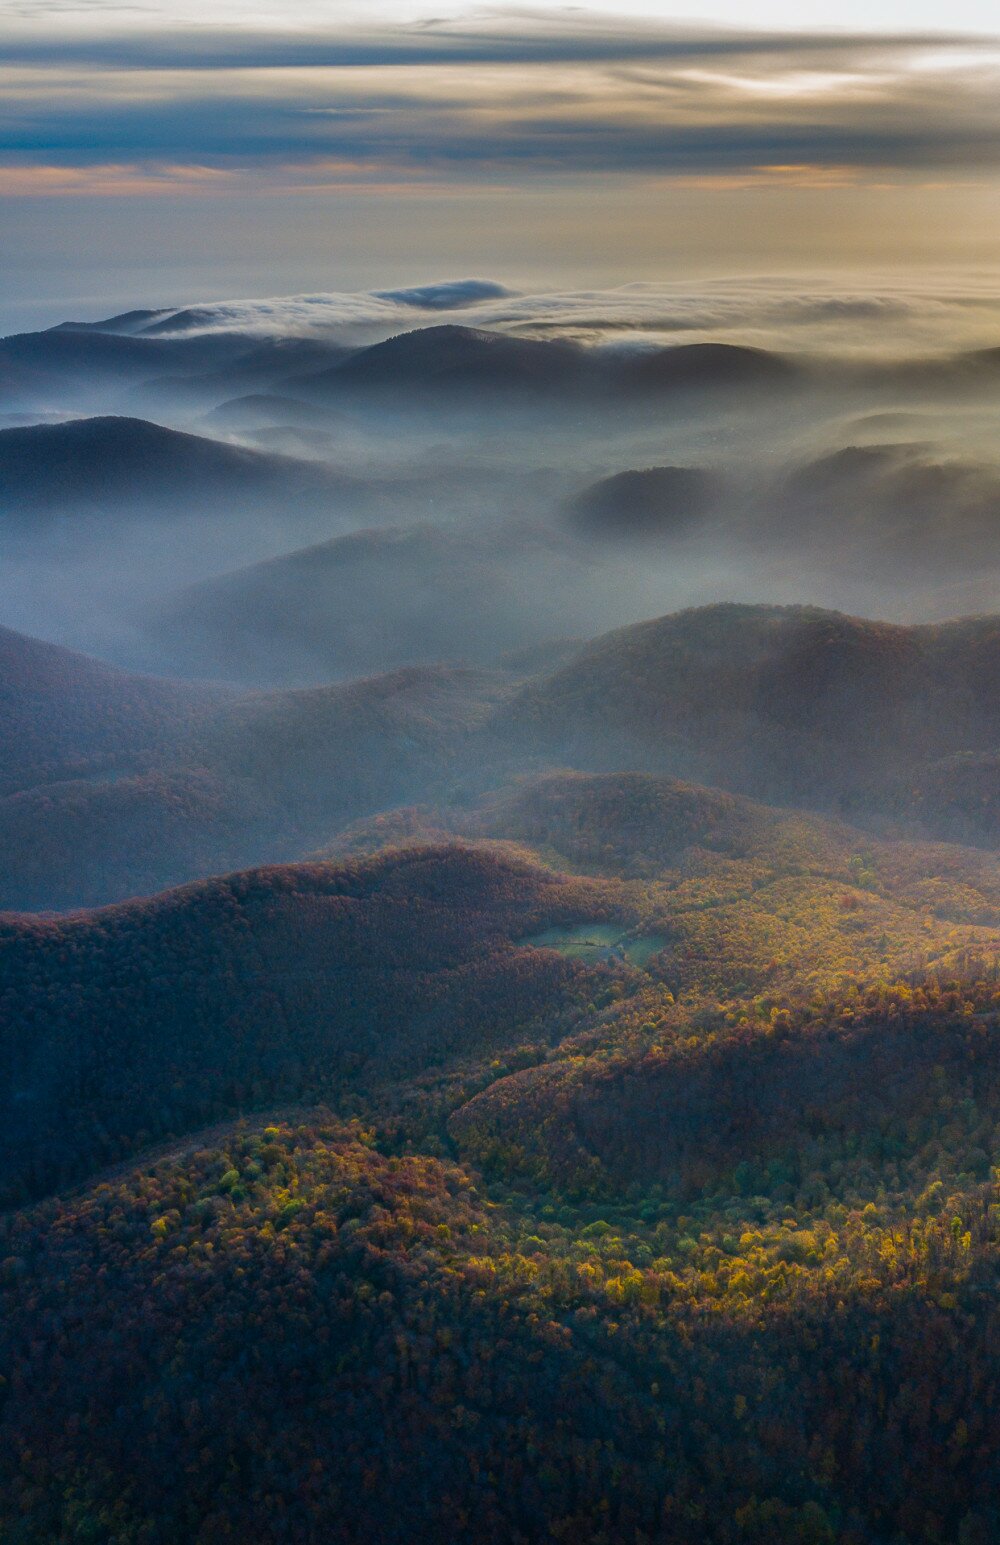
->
0 162 238 195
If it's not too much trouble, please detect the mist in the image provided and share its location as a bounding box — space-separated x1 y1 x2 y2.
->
3 276 1000 685
1 272 999 917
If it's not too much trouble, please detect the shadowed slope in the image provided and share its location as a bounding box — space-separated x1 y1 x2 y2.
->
0 661 505 910
0 415 363 522
0 622 229 793
0 843 614 1205
503 604 1000 827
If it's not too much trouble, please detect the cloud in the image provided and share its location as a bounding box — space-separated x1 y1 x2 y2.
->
0 20 980 72
95 274 1000 357
118 281 518 336
4 17 1000 192
374 279 514 308
0 161 238 194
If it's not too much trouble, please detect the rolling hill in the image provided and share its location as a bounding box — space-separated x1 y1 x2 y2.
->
0 415 366 525
565 464 719 541
0 324 257 412
8 277 1000 1545
291 323 592 400
772 443 1000 578
3 826 1000 1543
7 601 1000 911
288 325 802 408
0 651 507 909
0 843 613 1204
617 340 800 394
501 604 1000 831
202 391 342 432
4 628 1000 1543
147 521 599 686
319 767 1000 998
0 622 229 793
143 336 355 408
7 755 1000 1200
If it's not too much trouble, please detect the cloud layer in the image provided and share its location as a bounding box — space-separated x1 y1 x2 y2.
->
102 273 1000 356
5 14 1000 194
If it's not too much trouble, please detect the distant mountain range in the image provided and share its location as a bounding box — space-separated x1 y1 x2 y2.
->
1 316 808 420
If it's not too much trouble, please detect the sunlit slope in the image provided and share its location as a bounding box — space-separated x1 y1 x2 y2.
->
6 764 1000 1204
5 1084 1000 1544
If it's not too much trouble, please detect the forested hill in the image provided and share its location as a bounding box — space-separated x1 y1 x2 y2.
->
9 603 1000 914
502 604 1000 811
4 616 1000 1541
0 646 502 910
0 844 616 1206
7 767 1000 1211
0 622 229 793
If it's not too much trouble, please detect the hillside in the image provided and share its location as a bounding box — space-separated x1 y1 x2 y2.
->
0 1128 685 1545
189 663 505 836
145 336 355 408
4 630 1000 1541
0 325 257 411
772 443 1000 579
0 325 245 380
148 522 598 685
320 768 880 874
0 843 614 1205
292 323 592 400
565 465 718 541
13 763 1000 1204
0 622 228 793
289 327 802 407
0 768 258 910
6 977 1000 1542
0 662 504 909
7 753 1000 1198
0 414 361 522
502 604 1000 836
320 769 1000 996
15 252 1000 1545
202 391 340 432
334 766 1000 894
617 340 800 394
8 602 1000 910
452 974 1000 1197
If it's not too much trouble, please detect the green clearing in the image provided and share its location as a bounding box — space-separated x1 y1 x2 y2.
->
521 923 668 966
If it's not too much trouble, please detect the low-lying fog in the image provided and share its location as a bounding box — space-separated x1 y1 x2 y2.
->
3 274 1000 686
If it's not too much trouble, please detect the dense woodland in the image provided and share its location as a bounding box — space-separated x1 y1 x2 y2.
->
0 844 614 1205
5 1068 1000 1545
4 758 1000 1539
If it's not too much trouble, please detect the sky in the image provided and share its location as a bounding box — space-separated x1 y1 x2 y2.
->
3 0 1000 330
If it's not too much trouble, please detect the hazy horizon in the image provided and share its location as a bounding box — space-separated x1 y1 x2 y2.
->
6 2 1000 329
